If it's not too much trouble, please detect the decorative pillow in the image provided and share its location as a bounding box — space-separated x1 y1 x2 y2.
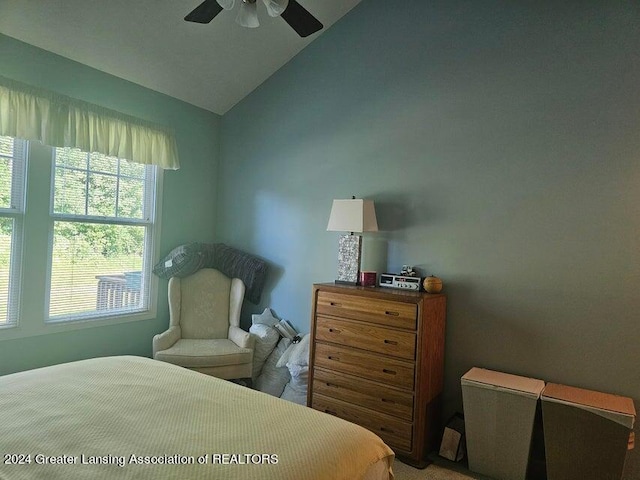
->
152 243 206 279
280 364 309 405
153 242 269 304
249 323 280 380
276 333 310 368
251 307 279 328
255 337 292 397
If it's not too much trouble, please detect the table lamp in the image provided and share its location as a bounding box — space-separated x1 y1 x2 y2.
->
326 196 378 284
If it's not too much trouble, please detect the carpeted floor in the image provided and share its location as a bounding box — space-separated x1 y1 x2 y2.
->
392 458 493 480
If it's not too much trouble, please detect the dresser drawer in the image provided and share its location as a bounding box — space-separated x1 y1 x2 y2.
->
314 342 414 389
313 367 414 421
316 291 417 330
315 315 416 360
312 393 413 452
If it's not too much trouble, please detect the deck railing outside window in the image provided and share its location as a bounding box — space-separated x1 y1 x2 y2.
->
95 271 141 310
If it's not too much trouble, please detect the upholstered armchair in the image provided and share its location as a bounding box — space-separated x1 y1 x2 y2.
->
153 268 254 380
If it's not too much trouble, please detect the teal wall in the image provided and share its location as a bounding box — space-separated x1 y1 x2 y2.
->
0 34 221 374
217 1 640 475
2 1 639 474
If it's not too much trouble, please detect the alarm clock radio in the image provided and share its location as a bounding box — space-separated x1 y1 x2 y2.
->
379 273 422 291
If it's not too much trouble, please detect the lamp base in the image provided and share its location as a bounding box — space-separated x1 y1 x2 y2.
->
334 279 359 286
336 234 362 284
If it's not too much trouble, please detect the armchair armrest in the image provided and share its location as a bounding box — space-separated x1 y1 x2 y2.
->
153 325 181 357
229 325 254 350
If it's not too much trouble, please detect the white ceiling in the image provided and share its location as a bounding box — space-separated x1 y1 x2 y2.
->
0 0 362 115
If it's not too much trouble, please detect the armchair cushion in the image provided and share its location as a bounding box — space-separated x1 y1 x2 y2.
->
179 269 231 339
155 339 252 368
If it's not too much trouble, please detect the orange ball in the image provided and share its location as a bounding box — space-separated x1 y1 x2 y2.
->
423 275 443 293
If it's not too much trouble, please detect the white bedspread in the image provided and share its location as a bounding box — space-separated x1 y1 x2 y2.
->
0 356 394 480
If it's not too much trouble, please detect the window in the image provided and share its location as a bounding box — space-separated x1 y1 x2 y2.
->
47 147 158 322
0 135 26 327
0 136 160 337
0 78 174 335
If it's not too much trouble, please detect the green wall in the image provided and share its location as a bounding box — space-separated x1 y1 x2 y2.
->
0 34 221 375
217 1 640 476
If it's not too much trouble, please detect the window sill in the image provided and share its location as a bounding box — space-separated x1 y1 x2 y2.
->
0 308 157 342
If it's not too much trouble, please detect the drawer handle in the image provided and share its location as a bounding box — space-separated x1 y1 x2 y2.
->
380 427 395 434
381 398 396 404
327 356 339 361
325 409 337 416
328 328 341 334
329 302 342 307
325 382 336 388
382 369 397 375
385 311 399 316
383 339 398 345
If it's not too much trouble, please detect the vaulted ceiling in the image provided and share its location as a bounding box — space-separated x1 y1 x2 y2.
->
0 0 363 114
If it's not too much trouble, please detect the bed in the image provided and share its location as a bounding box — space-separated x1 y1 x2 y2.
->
0 356 394 480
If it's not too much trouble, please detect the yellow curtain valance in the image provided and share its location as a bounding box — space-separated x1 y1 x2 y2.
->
0 75 180 170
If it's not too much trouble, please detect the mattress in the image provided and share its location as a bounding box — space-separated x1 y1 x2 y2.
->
0 356 394 480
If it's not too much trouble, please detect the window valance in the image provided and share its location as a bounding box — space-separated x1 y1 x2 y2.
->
0 75 180 170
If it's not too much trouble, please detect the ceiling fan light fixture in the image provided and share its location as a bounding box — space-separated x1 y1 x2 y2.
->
236 0 259 28
262 0 289 17
216 0 235 10
185 0 323 37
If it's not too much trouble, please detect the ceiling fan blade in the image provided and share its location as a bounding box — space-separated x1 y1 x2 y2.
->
217 0 235 9
280 0 323 37
184 0 224 24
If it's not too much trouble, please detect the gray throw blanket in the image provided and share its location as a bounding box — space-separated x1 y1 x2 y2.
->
153 243 268 304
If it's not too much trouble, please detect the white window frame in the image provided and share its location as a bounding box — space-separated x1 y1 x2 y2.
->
45 148 160 324
0 137 27 329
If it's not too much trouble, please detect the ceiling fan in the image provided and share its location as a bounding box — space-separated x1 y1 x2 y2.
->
184 0 323 38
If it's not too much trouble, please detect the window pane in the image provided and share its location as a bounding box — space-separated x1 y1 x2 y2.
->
54 150 150 220
0 157 12 209
88 173 117 217
0 136 13 156
119 159 145 179
56 147 87 169
0 136 25 327
50 148 155 323
89 151 118 174
118 178 144 219
54 167 87 215
0 218 13 325
49 221 146 318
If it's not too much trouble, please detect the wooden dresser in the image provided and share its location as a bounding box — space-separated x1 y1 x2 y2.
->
307 283 446 467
